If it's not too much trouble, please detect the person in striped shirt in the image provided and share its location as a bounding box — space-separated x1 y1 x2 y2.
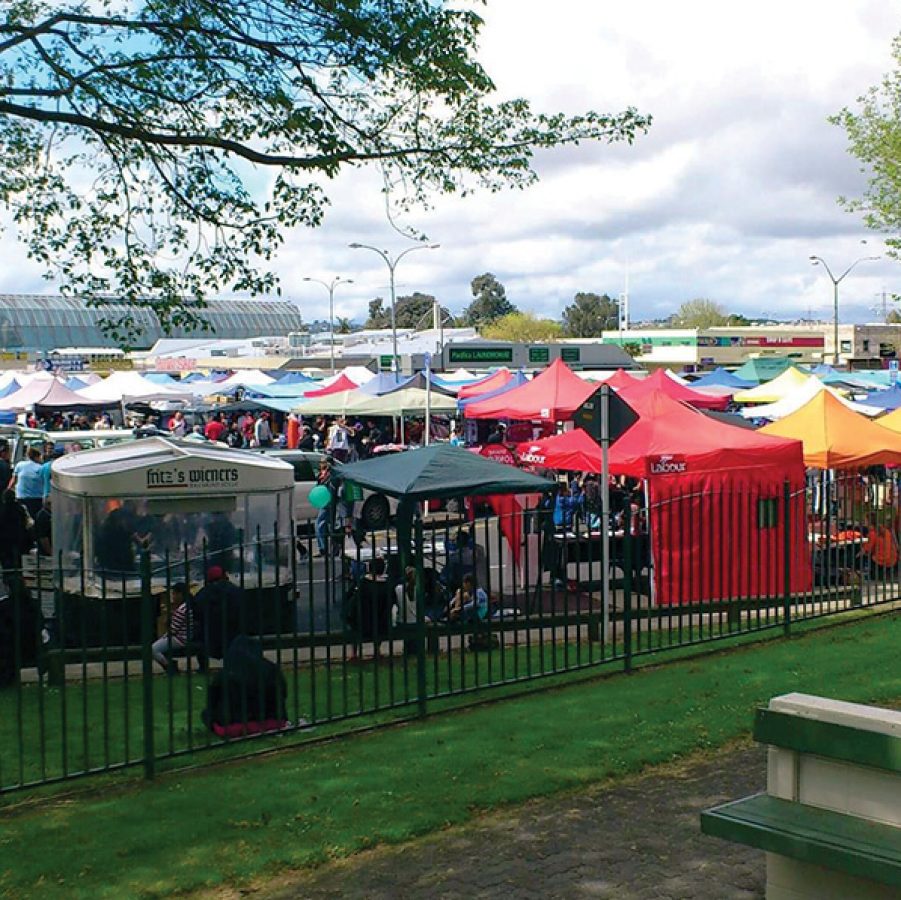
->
151 582 192 674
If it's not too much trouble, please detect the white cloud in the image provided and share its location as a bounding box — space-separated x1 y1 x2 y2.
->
0 0 899 326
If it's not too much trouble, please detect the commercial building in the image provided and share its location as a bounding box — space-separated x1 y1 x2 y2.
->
602 324 901 370
0 294 306 354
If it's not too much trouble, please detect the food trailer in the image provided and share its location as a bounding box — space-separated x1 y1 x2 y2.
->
50 437 295 645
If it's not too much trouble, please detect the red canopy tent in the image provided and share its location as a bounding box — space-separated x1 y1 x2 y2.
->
617 368 730 411
604 368 640 390
518 391 811 606
302 373 358 398
456 368 512 400
463 359 596 423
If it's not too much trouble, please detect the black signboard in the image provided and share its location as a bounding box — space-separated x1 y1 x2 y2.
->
573 385 639 445
448 346 514 364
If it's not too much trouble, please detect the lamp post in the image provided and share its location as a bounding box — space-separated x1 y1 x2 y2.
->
348 241 440 374
809 250 879 365
303 276 353 374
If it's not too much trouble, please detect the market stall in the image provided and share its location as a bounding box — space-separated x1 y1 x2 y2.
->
50 438 295 644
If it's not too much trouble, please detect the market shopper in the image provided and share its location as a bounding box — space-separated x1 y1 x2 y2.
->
9 446 45 517
150 582 192 674
0 490 32 581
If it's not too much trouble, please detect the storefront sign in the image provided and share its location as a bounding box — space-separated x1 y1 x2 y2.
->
146 464 241 490
448 346 514 364
156 357 197 372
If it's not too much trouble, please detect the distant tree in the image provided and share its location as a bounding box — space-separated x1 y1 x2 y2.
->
365 298 390 329
831 34 901 258
562 292 619 337
482 312 562 342
463 273 516 325
725 313 751 326
673 298 730 328
623 341 643 358
394 292 451 329
335 317 353 334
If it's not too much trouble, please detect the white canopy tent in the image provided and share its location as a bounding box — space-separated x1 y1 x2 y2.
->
740 375 883 420
76 371 193 404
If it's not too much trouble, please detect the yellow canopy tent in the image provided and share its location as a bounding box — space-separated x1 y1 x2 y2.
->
760 390 901 469
733 366 820 404
874 405 901 435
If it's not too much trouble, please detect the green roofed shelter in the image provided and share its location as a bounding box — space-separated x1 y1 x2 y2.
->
336 442 553 501
731 357 804 385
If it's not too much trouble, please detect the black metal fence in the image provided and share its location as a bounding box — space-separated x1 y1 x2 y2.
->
2 468 900 794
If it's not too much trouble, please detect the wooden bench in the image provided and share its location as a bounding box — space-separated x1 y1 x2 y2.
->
701 693 901 898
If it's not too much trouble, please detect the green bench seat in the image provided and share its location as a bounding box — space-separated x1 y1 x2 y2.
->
701 792 901 888
700 697 901 892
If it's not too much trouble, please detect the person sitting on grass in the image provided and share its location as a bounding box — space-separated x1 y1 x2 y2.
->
150 582 192 674
448 573 488 624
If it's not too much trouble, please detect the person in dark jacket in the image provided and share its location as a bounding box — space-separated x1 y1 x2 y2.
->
191 566 247 661
201 635 288 736
0 490 32 581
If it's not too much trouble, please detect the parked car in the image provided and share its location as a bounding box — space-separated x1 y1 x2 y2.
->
245 448 396 529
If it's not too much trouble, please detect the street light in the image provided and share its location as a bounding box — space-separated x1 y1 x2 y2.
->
302 276 353 374
809 249 879 365
348 241 440 374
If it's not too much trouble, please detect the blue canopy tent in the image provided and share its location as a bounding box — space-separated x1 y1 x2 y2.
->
690 368 754 389
861 384 901 412
0 379 21 399
276 371 317 385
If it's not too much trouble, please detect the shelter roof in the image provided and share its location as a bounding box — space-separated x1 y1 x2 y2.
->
337 443 553 500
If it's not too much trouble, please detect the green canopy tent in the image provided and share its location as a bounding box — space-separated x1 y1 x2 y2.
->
731 357 804 385
337 443 554 711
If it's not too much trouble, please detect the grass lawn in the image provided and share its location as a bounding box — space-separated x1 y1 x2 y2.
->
0 611 898 899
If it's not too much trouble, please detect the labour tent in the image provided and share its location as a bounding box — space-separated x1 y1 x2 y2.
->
611 390 810 606
463 359 596 423
760 390 901 469
617 368 730 411
733 366 814 404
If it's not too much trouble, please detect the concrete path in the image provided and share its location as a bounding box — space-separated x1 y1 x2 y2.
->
224 743 766 899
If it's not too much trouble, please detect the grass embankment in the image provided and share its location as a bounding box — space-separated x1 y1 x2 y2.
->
0 612 899 899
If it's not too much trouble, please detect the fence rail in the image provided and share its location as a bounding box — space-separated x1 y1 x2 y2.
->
1 468 899 794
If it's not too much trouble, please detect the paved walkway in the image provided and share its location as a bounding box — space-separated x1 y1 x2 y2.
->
223 743 766 900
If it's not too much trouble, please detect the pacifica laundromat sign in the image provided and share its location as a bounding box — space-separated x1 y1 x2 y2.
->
648 454 687 476
146 463 241 491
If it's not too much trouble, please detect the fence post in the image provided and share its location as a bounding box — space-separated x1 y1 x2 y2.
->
414 515 428 719
140 549 156 780
623 504 633 673
783 479 792 638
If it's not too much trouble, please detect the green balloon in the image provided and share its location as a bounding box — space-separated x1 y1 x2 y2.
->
308 485 332 509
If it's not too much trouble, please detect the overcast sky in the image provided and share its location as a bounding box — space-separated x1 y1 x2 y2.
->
2 1 900 327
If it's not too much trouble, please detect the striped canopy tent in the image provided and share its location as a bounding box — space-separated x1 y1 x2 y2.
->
760 390 901 469
456 368 514 400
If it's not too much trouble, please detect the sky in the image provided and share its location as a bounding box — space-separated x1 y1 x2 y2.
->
1 1 900 328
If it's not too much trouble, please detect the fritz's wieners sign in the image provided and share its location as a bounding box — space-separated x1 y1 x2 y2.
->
146 465 240 490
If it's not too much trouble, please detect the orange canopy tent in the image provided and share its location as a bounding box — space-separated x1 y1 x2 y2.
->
760 390 901 469
463 359 596 423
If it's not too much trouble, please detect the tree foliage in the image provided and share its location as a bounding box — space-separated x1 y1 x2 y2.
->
831 33 901 259
672 298 730 328
561 291 618 337
462 272 516 326
394 291 451 328
481 311 562 342
365 298 390 329
0 1 650 344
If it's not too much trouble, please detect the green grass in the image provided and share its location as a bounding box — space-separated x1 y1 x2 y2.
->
0 611 898 899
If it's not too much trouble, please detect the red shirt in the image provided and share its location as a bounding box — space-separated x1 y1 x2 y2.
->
205 420 226 442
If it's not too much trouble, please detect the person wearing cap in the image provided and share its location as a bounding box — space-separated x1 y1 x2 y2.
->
191 565 247 662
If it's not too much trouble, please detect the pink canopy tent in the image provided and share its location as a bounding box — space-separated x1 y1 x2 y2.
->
617 368 730 411
302 372 358 398
456 368 513 400
463 359 596 423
